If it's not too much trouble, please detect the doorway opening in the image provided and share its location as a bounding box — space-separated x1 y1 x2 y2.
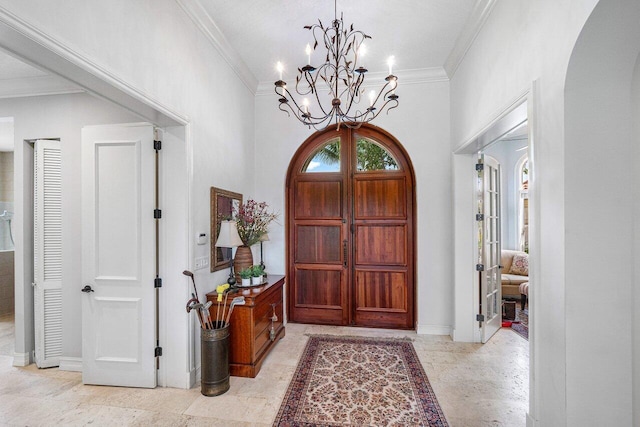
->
286 124 416 329
483 121 530 342
0 116 14 359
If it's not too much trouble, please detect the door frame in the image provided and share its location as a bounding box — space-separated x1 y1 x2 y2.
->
285 123 417 329
1 11 193 388
452 82 538 421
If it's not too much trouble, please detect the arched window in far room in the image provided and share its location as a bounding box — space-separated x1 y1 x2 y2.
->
517 156 529 253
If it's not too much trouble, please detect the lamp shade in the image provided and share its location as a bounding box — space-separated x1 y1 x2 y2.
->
259 233 270 242
215 220 243 248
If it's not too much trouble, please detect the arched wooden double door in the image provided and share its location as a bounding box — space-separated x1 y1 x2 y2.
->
286 124 415 329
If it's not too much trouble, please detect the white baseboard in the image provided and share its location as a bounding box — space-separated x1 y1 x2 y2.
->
59 357 82 372
12 351 30 367
416 324 452 336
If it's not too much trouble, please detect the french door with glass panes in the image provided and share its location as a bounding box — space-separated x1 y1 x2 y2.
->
477 155 502 343
287 124 415 329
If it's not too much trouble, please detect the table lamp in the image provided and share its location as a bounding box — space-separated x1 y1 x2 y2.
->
259 233 269 271
215 220 243 286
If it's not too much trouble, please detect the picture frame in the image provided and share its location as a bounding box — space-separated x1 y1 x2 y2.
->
210 187 242 272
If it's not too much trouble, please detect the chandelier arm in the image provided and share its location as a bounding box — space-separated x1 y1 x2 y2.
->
275 9 398 129
298 72 315 96
384 99 400 114
342 74 365 115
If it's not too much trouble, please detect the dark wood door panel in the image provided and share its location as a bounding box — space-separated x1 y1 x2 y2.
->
290 267 346 324
294 181 342 219
354 269 413 328
295 225 341 264
354 177 406 219
354 270 407 311
294 268 344 307
355 224 407 266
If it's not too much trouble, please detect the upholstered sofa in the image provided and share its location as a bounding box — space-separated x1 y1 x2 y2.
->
501 250 529 299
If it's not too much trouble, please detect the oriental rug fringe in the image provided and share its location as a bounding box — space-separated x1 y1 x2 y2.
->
273 335 448 427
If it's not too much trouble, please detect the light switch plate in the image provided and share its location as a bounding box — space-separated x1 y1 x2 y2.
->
195 256 209 270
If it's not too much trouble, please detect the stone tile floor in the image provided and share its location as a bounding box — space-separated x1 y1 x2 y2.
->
0 314 528 426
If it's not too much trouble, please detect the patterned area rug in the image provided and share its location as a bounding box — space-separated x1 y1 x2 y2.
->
510 308 528 340
273 335 448 427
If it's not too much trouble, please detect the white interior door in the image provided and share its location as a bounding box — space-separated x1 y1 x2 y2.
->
81 123 156 388
478 155 502 343
34 139 62 368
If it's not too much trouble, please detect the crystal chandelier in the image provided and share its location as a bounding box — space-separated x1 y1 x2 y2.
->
274 0 399 130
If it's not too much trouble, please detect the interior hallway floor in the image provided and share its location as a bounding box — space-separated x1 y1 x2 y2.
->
0 319 528 426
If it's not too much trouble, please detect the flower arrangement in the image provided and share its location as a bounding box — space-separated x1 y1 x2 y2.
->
234 199 278 246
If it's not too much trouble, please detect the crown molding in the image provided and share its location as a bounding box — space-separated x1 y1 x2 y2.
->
0 6 187 126
0 75 83 99
176 0 258 94
255 67 449 97
443 0 497 79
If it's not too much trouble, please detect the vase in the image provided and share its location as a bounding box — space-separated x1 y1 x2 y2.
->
234 245 253 283
241 278 251 287
251 276 262 285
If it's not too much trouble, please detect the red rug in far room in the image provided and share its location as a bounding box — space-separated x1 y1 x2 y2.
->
502 308 528 340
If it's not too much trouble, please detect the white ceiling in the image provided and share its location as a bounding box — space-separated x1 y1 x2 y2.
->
199 0 476 82
198 0 478 83
0 0 486 104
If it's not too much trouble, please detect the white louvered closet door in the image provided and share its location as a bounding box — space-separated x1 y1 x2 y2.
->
34 139 63 368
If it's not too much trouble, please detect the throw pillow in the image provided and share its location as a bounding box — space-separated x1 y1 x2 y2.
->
509 253 529 276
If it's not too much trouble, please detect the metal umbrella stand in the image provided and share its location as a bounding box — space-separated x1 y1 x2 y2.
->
200 323 230 396
183 271 233 396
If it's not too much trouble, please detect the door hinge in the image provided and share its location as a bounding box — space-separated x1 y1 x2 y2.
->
476 264 485 271
154 209 162 219
476 314 485 322
153 140 162 151
154 277 162 288
154 346 162 357
476 163 484 171
476 213 484 221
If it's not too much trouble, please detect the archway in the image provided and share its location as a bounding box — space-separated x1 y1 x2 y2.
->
564 0 640 423
285 124 416 329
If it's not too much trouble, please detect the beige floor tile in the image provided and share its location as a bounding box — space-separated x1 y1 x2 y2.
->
0 319 529 426
184 394 274 423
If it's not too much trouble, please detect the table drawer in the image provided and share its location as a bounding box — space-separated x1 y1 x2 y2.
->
253 290 284 358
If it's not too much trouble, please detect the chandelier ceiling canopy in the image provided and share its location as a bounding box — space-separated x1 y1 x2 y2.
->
274 0 399 130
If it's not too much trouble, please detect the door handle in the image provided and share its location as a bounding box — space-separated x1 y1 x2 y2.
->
81 285 95 293
343 240 348 267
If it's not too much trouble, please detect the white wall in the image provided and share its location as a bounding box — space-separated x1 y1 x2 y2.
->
254 79 452 333
451 0 638 425
564 1 639 424
633 52 640 427
0 0 256 387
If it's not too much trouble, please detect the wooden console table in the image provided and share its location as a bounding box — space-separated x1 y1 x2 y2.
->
206 275 285 378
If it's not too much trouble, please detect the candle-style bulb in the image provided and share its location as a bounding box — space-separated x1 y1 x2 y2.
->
369 90 375 107
302 98 309 114
359 43 367 58
387 56 395 75
276 61 284 80
305 44 312 65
